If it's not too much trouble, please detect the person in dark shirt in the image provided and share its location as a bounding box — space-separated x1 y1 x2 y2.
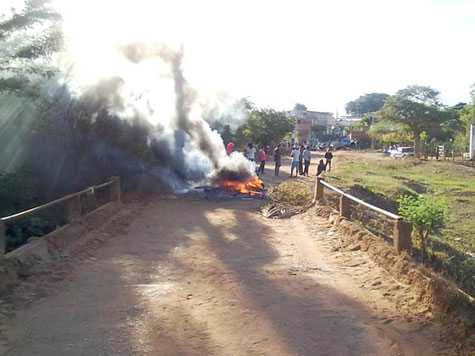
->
324 149 333 172
273 143 282 176
317 159 326 176
303 146 311 176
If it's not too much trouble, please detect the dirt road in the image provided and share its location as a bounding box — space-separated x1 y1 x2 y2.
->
0 155 446 355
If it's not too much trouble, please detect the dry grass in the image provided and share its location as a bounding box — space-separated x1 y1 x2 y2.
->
329 155 475 296
267 180 313 206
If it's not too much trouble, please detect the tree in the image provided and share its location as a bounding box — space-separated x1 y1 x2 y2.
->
0 0 63 99
293 103 307 112
377 85 455 157
345 93 389 116
398 195 444 262
454 102 475 150
238 108 294 147
368 120 413 144
353 114 376 130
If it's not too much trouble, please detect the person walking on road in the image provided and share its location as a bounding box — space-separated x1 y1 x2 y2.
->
258 145 266 174
273 143 282 176
290 146 300 177
303 146 311 176
325 149 333 172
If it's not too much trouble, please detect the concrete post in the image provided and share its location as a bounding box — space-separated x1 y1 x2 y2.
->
313 177 324 203
339 195 351 218
110 176 121 202
394 218 412 253
0 220 5 257
67 195 82 222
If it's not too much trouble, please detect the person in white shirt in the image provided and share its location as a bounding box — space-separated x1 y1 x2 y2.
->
290 146 300 177
245 143 256 161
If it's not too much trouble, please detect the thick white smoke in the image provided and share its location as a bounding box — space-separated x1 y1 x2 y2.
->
83 41 255 187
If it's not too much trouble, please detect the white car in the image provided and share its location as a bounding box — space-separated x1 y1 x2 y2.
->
390 147 415 158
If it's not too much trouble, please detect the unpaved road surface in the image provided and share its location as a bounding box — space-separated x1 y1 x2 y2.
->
1 202 443 355
0 155 448 355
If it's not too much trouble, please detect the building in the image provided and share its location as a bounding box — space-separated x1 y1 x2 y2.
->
334 116 362 136
291 110 335 143
335 115 375 147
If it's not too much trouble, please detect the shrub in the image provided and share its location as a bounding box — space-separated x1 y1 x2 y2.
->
398 195 445 261
268 181 312 206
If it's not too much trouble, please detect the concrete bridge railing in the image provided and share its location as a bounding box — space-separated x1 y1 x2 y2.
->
313 177 412 254
0 177 121 257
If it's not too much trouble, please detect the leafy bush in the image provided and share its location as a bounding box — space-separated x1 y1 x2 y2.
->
398 195 445 260
268 181 312 206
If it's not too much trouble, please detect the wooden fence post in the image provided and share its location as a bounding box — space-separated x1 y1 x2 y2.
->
339 195 351 218
67 195 82 222
0 220 5 257
110 176 121 202
394 218 412 253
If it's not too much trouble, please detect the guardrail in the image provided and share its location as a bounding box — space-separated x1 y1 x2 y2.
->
313 177 412 253
0 176 121 257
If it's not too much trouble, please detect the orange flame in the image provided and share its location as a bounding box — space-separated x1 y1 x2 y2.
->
218 176 264 196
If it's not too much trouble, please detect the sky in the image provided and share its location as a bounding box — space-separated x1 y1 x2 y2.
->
2 0 475 115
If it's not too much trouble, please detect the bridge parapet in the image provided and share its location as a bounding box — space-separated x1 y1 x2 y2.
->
0 176 121 257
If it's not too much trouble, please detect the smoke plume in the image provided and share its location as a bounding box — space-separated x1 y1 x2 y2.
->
116 41 254 188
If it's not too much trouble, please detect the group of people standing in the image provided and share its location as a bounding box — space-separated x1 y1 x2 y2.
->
230 142 333 178
289 145 333 177
243 143 269 174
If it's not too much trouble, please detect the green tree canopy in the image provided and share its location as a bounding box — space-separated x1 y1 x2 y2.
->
293 103 307 112
368 121 413 144
345 93 389 116
454 100 475 150
0 0 63 99
237 108 294 147
377 85 457 157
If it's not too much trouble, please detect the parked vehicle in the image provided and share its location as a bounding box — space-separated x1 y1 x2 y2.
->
390 147 414 158
330 139 357 150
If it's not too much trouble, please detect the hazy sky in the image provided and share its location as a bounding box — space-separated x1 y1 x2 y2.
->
3 0 475 114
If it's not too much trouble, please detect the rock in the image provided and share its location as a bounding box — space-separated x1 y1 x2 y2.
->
278 209 292 219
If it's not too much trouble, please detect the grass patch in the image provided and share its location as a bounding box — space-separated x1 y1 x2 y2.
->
329 157 475 295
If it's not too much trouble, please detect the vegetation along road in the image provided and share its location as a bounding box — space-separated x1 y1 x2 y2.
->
325 151 475 297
